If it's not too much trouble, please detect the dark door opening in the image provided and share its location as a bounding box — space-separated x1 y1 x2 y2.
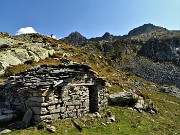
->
89 86 98 112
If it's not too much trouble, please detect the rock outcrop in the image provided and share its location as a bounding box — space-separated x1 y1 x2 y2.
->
0 36 55 75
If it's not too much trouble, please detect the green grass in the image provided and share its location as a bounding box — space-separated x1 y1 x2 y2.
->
4 89 180 135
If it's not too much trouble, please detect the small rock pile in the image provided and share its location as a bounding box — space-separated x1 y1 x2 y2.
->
158 85 180 98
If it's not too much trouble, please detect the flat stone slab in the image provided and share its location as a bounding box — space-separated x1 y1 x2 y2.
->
0 114 17 123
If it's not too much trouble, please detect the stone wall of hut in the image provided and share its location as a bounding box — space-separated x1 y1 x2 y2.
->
3 64 107 123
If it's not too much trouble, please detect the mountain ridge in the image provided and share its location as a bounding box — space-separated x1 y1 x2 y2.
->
62 23 180 45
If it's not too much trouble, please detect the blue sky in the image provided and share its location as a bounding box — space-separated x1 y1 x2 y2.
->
1 0 180 38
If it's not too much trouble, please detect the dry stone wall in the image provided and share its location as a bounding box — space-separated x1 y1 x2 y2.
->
2 63 107 124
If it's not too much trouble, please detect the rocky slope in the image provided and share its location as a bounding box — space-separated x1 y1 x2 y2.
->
68 24 180 97
0 34 55 75
128 57 180 95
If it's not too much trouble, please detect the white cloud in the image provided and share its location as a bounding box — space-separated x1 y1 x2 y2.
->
16 27 37 35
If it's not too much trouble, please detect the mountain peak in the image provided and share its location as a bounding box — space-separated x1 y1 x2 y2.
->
128 23 168 37
69 31 83 37
63 31 87 45
102 32 113 41
102 32 111 37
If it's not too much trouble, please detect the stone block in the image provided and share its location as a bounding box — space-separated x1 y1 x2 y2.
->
62 96 71 101
33 114 42 123
60 107 66 112
46 96 54 102
82 100 89 107
22 108 33 126
62 91 68 97
50 108 60 114
31 107 48 115
72 95 80 100
0 114 17 123
47 105 56 111
72 100 81 105
41 90 53 97
28 97 45 103
2 109 16 114
67 105 75 111
32 91 41 97
60 112 67 119
67 111 76 118
0 129 12 134
25 100 37 106
37 102 49 107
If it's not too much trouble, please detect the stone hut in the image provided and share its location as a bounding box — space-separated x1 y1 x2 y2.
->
2 63 107 124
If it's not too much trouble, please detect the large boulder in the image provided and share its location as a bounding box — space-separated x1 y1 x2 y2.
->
108 92 138 107
109 92 158 114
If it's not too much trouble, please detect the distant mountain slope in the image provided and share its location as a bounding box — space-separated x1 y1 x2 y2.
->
138 37 180 66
